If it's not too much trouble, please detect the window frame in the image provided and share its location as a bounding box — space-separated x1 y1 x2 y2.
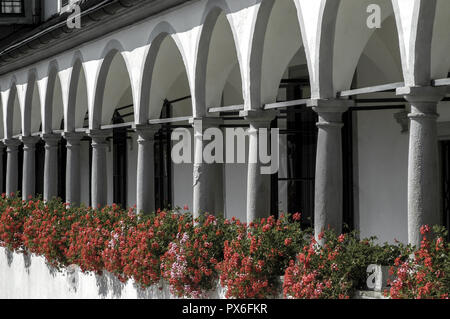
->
0 0 25 17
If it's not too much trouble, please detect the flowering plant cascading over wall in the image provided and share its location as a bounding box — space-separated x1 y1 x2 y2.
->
0 193 448 299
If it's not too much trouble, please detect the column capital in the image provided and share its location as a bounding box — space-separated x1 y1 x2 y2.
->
308 99 353 127
20 136 40 150
239 110 277 127
87 129 111 138
62 131 85 142
87 129 111 147
134 124 161 142
308 98 354 113
189 117 223 129
396 86 447 103
3 138 21 150
41 133 61 147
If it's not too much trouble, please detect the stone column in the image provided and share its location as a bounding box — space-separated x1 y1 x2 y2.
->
308 99 352 241
88 130 111 208
63 132 84 207
20 136 40 200
0 142 5 194
42 134 60 201
190 117 224 219
239 110 276 223
135 124 160 215
4 138 21 197
397 86 446 247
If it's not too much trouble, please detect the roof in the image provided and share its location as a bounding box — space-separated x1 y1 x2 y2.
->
0 0 191 76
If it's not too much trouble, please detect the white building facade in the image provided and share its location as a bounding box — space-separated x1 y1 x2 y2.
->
0 0 450 250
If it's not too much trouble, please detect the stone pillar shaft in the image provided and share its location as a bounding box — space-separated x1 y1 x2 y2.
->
63 132 84 207
21 136 40 200
89 130 110 208
42 134 60 201
398 86 446 247
190 118 224 219
309 99 352 241
4 139 21 197
240 110 276 223
135 125 159 214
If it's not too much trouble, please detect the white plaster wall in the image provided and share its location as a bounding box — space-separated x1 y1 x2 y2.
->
0 247 225 299
431 0 450 78
172 127 193 211
437 101 450 122
355 109 408 244
223 127 250 222
224 163 247 222
42 0 60 21
172 164 193 211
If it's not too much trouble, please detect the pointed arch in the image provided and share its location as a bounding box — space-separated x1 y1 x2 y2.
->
66 51 88 131
310 0 403 96
40 60 64 133
138 21 191 123
91 39 134 129
194 1 245 115
139 21 191 121
23 69 42 136
392 0 437 86
4 77 22 139
249 0 308 106
355 14 403 87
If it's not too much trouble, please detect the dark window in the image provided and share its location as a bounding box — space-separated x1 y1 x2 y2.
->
61 0 70 7
0 0 24 15
154 100 173 210
271 75 354 230
57 139 67 201
57 120 66 201
1 147 6 193
282 105 318 229
271 77 317 228
112 110 128 209
440 141 450 241
342 110 354 231
17 143 23 194
88 137 92 206
35 139 45 198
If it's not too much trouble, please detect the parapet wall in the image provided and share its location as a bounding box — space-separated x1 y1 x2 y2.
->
0 247 386 299
0 247 227 299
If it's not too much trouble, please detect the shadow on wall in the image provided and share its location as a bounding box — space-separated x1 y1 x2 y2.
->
95 271 126 298
23 252 32 274
46 262 59 278
5 249 13 267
